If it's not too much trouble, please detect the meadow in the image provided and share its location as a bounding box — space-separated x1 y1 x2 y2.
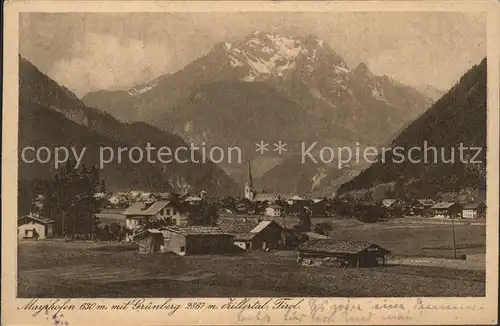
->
18 220 486 298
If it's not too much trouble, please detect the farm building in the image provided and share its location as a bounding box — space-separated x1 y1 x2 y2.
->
217 218 260 234
132 226 234 255
122 200 188 241
462 202 486 219
297 239 391 268
18 214 54 240
411 199 436 216
431 202 462 218
133 229 165 254
233 220 284 250
265 205 283 217
160 226 234 255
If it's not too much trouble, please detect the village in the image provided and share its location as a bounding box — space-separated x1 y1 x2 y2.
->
16 160 486 298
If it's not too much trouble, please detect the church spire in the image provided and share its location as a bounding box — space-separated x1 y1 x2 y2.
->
244 160 255 201
247 160 253 188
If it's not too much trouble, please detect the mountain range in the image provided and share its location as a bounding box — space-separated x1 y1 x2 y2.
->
337 58 487 201
83 32 433 147
19 56 238 196
81 31 435 190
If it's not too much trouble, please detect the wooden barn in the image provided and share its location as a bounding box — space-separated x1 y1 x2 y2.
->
160 226 234 256
133 229 165 254
232 220 285 250
297 239 391 268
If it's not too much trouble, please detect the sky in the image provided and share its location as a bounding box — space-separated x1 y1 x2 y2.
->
20 12 486 97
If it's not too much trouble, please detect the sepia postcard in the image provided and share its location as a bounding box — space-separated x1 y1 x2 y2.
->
2 1 499 325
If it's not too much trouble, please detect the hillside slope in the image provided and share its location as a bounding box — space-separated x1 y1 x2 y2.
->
19 56 238 195
337 58 487 200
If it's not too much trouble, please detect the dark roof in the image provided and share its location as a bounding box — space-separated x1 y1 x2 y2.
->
462 202 486 209
217 219 260 234
297 239 390 255
431 202 460 209
18 215 54 225
162 226 231 236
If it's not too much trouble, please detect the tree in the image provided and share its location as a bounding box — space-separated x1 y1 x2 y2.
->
29 162 103 239
109 223 122 241
298 209 312 231
187 200 219 226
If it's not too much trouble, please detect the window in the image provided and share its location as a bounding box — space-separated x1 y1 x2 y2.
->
173 208 176 215
25 229 29 236
166 209 171 215
180 246 185 252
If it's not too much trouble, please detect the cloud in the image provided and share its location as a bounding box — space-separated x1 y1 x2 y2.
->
50 32 173 96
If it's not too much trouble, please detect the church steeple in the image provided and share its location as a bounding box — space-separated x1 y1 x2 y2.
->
247 160 253 188
244 160 255 201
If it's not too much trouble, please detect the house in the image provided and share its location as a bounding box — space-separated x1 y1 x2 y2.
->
183 195 202 205
286 195 306 205
234 200 251 214
233 220 285 250
159 226 234 255
265 205 283 217
297 239 391 268
254 193 280 204
122 200 188 241
381 199 403 210
18 214 54 240
411 199 435 216
417 199 436 208
309 199 329 217
431 202 462 218
462 202 486 219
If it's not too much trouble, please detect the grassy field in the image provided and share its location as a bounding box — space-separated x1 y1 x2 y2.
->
18 234 485 298
327 222 486 258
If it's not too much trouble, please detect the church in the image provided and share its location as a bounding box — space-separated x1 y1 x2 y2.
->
244 161 281 203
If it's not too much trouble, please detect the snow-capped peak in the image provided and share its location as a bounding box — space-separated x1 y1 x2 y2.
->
220 31 345 82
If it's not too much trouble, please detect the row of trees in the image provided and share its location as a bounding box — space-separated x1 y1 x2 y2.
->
26 160 105 239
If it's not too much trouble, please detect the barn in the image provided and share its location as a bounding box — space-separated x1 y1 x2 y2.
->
233 220 284 250
297 239 391 268
160 226 234 255
133 229 165 254
18 214 54 240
